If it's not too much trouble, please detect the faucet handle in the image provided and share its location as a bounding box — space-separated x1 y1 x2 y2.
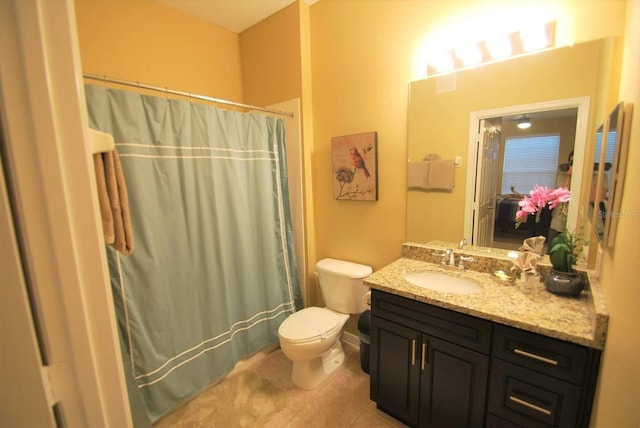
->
458 256 474 270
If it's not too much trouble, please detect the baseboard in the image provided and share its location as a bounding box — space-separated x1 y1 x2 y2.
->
342 331 360 349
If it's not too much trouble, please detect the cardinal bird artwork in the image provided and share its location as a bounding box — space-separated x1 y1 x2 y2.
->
349 147 370 178
331 132 378 201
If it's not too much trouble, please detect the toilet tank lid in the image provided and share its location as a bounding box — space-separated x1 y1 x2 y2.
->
316 258 372 278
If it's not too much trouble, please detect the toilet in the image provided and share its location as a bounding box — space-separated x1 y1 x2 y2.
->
278 258 372 390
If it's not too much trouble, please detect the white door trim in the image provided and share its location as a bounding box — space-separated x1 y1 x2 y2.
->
463 97 590 244
0 0 131 426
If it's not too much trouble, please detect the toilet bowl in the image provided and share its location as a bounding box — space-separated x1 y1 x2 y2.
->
278 307 349 389
278 258 372 389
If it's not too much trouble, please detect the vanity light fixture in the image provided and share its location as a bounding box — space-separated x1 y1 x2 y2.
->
517 116 532 129
454 44 483 66
484 35 513 60
426 21 556 77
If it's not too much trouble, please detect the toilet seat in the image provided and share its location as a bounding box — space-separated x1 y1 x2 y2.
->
278 307 348 344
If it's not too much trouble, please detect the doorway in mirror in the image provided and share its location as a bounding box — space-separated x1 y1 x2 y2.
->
465 99 587 253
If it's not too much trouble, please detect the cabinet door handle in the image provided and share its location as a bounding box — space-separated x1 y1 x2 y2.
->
513 348 559 366
411 340 416 366
421 342 427 370
509 395 552 416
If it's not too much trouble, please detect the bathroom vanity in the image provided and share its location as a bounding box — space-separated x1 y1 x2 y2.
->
365 243 608 428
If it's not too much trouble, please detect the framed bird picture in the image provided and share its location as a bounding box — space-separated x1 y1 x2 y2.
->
331 131 378 201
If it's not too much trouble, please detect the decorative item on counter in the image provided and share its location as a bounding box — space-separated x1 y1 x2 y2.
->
510 252 541 279
515 185 586 296
493 270 515 285
519 236 546 255
510 235 545 281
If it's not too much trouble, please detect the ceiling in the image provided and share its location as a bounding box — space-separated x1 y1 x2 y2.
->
156 0 316 33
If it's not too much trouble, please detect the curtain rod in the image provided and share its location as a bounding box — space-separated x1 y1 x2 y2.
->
83 73 295 118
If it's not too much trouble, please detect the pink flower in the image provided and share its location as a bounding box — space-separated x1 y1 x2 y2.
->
548 187 571 209
518 197 536 212
514 185 571 225
529 185 552 208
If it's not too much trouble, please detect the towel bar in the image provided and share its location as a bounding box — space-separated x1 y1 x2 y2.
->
89 128 115 154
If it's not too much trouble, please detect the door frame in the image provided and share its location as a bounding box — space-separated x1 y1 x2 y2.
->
463 97 591 246
0 0 131 425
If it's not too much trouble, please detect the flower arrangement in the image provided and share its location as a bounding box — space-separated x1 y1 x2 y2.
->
515 185 584 272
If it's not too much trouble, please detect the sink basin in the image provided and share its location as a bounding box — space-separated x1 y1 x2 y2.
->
404 272 481 295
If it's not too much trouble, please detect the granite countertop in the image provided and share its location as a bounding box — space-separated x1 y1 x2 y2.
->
364 256 608 350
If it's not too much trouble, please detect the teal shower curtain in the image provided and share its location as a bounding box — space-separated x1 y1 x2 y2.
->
85 85 302 423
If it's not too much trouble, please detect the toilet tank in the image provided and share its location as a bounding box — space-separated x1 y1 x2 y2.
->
316 258 372 314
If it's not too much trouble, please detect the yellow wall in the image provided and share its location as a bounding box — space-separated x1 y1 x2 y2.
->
74 0 243 102
240 3 302 107
592 2 640 427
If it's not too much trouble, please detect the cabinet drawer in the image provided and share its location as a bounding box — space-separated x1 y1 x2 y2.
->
371 290 492 354
493 324 589 385
488 359 581 428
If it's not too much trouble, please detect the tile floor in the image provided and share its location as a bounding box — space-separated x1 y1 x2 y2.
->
155 341 409 428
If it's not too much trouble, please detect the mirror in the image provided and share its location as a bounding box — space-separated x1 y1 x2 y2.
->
590 102 633 247
407 37 622 260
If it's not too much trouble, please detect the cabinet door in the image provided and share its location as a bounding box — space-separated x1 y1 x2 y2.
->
370 316 421 427
420 336 489 428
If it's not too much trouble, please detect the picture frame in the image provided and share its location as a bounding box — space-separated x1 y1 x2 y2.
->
331 131 378 201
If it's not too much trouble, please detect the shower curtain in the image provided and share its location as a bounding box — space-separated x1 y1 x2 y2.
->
85 85 302 423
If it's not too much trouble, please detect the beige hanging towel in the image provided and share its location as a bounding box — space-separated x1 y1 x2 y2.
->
94 149 134 255
426 159 455 190
407 161 430 189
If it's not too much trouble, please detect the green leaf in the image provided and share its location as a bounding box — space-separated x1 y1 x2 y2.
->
549 237 570 272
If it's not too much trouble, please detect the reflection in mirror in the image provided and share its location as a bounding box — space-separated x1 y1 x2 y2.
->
590 103 624 245
590 123 607 242
407 37 621 261
598 102 633 246
482 108 578 252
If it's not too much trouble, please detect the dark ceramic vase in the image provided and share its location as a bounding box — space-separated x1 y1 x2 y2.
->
544 269 584 296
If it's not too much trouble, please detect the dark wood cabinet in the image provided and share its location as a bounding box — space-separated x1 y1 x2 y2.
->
370 290 491 427
369 290 602 428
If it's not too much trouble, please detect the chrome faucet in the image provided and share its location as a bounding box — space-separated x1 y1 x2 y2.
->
441 248 474 270
441 248 455 266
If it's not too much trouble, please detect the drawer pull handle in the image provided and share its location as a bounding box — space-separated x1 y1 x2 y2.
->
513 348 559 366
411 340 416 366
509 395 552 416
421 343 427 370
